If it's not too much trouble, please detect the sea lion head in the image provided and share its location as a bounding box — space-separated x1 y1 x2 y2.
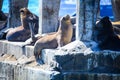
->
60 15 71 29
93 16 114 44
20 7 31 17
61 15 71 23
19 8 38 30
19 7 31 24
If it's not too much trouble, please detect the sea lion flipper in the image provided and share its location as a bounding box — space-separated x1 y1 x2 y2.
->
28 22 37 42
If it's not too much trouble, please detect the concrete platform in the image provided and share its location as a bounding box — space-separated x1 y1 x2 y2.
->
63 72 120 80
42 41 120 72
0 40 120 80
0 40 34 59
0 61 62 80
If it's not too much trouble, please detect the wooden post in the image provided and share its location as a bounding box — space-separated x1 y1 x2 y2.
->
0 0 3 10
76 0 99 41
39 0 60 34
111 0 120 21
9 0 28 28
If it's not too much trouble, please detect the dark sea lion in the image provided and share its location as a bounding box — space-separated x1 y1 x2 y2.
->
93 16 120 51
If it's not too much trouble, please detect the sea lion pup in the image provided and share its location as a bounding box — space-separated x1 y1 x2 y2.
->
94 16 120 51
34 15 73 61
6 8 39 41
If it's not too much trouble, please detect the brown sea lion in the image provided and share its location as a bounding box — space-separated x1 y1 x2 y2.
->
24 15 76 46
93 16 120 51
34 15 73 60
6 8 38 41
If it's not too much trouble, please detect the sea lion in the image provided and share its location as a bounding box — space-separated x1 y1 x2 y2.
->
24 15 76 46
6 8 38 41
34 15 73 60
93 16 120 51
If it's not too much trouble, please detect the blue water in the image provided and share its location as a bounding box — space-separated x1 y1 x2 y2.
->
100 5 113 19
2 0 9 13
2 0 39 16
2 0 76 16
2 0 114 19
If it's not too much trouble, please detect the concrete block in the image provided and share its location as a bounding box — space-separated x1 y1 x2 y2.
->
0 40 8 55
42 40 95 71
0 61 120 80
0 40 34 59
6 42 25 59
0 61 63 80
0 62 15 80
0 40 25 58
25 46 34 57
42 41 120 72
0 40 120 80
64 72 120 80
